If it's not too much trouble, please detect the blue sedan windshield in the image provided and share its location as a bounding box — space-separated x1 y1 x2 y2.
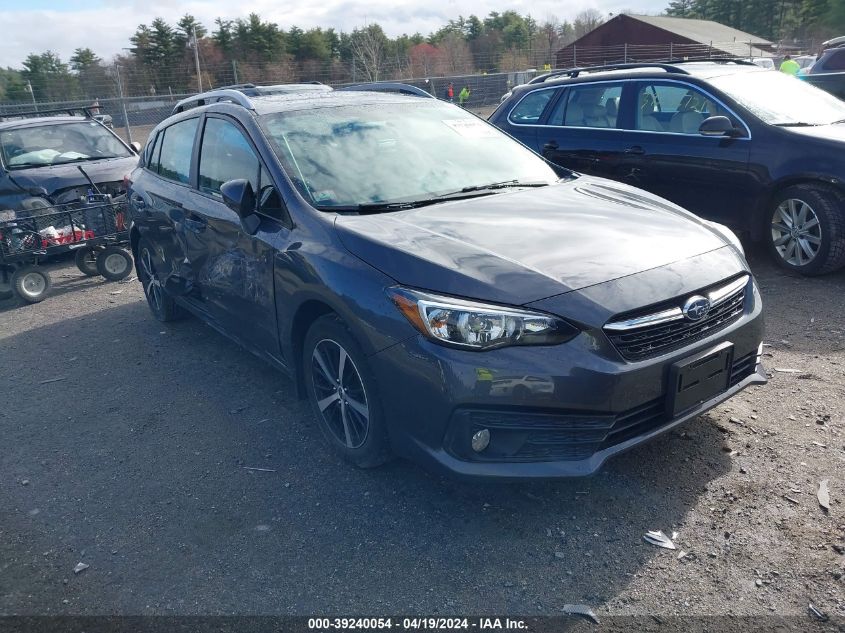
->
710 70 845 126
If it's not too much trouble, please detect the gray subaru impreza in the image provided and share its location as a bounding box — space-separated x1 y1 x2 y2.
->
127 88 765 479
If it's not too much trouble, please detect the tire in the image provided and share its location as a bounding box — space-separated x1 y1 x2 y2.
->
95 246 133 281
766 184 845 275
75 247 99 276
11 265 52 303
136 238 183 322
303 314 392 468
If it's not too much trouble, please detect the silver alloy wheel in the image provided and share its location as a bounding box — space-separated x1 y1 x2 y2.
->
771 198 822 266
311 338 370 449
19 271 46 298
139 247 163 312
103 252 128 275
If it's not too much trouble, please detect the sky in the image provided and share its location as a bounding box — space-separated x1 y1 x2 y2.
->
0 0 667 68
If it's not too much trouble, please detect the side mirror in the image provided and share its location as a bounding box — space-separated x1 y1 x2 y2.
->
220 179 260 234
129 141 142 154
699 116 737 137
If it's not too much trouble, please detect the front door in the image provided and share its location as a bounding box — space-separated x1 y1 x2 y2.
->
182 115 289 359
618 80 754 225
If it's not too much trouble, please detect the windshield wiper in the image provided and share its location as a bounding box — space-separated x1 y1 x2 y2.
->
55 155 122 164
314 181 552 214
453 180 550 194
314 199 440 214
6 162 50 169
772 122 820 127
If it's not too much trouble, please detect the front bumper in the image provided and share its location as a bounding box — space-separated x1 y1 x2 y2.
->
369 279 765 480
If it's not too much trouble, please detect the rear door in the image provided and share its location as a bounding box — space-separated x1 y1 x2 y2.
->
182 114 290 358
133 116 201 295
618 80 753 224
494 87 560 153
538 81 633 179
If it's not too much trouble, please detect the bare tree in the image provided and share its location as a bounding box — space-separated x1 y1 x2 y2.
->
438 32 473 74
573 9 605 39
350 24 387 81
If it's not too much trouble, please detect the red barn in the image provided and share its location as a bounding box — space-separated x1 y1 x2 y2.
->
556 14 773 68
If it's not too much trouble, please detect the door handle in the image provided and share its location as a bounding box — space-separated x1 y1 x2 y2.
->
543 140 559 150
625 145 645 155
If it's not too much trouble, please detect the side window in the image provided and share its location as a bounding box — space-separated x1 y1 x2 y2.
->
635 82 739 134
157 118 198 184
508 89 555 124
144 132 159 169
824 50 845 71
549 82 623 128
198 118 259 196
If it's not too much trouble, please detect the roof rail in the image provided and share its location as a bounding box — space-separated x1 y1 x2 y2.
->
674 58 760 66
0 106 94 121
337 82 435 98
530 63 689 83
172 89 255 114
215 83 258 90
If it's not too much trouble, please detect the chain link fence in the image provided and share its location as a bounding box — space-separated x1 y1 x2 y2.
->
0 71 527 145
0 40 804 146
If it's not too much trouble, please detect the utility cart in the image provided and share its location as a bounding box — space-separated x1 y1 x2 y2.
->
0 195 133 303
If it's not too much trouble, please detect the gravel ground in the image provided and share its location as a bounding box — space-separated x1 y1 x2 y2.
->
0 243 843 627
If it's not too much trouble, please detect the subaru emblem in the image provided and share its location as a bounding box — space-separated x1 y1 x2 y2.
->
682 295 711 321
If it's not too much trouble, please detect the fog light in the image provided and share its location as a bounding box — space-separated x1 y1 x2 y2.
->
471 429 490 452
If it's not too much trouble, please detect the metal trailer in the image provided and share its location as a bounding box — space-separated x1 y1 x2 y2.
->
0 195 133 303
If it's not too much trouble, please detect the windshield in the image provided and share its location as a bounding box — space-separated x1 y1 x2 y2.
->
0 120 132 169
709 71 845 125
259 101 559 209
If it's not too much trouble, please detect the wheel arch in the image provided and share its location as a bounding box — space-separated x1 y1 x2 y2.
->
752 176 845 241
129 225 141 261
288 299 338 399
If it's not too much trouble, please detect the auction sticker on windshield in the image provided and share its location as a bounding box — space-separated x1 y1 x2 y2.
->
442 119 499 138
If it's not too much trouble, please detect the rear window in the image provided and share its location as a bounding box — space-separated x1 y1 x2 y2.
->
156 118 199 184
820 49 845 71
548 82 624 128
508 89 555 124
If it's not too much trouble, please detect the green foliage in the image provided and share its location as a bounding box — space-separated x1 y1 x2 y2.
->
21 51 79 100
2 8 607 101
664 0 845 40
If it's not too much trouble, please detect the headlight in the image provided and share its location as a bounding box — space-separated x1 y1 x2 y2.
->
388 287 579 350
706 220 744 257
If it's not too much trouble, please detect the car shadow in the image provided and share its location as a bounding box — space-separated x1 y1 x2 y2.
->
0 261 132 313
0 299 735 616
744 240 845 357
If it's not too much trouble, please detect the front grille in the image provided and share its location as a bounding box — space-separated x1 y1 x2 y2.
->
604 276 749 361
449 350 759 462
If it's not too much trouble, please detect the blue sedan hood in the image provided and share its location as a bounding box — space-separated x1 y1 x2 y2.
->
7 156 138 195
334 177 728 305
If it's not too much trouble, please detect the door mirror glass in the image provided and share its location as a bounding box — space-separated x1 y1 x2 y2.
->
129 141 142 154
220 178 260 234
699 116 736 136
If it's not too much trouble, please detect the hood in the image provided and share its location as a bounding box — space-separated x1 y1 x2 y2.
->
8 156 138 196
782 123 845 143
335 177 729 306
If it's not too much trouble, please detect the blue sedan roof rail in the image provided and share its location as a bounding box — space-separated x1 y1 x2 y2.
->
172 89 256 114
529 62 690 84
